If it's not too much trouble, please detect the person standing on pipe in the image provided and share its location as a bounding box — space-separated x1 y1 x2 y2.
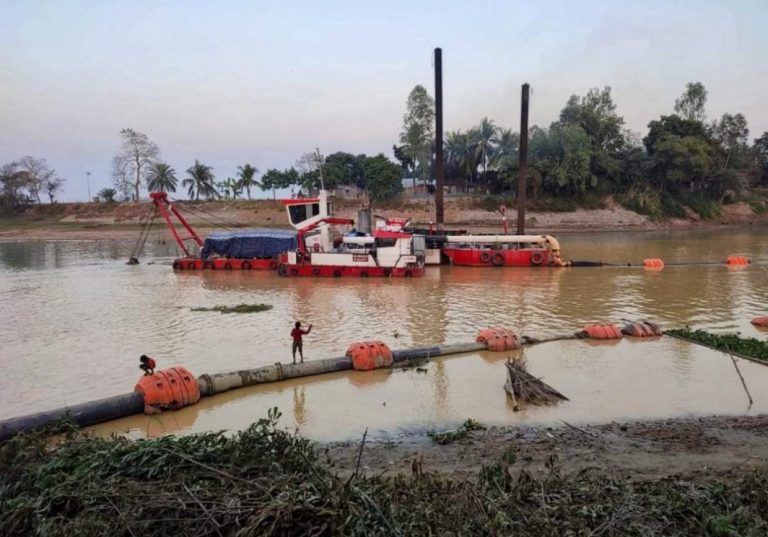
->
291 321 313 364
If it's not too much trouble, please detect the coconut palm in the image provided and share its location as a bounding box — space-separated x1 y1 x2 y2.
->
237 163 260 199
182 160 218 200
445 130 481 188
218 177 242 200
476 118 497 189
145 162 178 193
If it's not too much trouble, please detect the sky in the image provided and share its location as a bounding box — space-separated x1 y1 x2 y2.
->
1 0 767 201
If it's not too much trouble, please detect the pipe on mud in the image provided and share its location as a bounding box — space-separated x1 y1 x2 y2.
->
0 392 145 443
0 341 509 440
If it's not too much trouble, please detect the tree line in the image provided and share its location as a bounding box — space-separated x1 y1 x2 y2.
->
0 157 64 210
392 82 768 218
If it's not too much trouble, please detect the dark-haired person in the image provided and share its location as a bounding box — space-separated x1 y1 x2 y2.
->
139 355 156 375
290 322 312 364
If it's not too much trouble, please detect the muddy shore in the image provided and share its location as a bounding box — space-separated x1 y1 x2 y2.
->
324 413 768 480
1 197 767 241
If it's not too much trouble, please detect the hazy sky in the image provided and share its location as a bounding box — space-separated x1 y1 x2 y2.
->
2 0 767 201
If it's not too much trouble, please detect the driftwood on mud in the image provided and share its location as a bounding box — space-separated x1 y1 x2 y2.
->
504 358 568 410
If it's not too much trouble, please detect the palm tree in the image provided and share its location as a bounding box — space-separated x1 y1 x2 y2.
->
476 118 497 190
145 162 178 193
237 163 260 199
182 160 218 200
445 130 481 189
218 177 241 200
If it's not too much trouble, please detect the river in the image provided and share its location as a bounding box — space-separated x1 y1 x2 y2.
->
1 228 767 441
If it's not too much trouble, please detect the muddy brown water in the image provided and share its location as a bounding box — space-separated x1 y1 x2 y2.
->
1 228 767 442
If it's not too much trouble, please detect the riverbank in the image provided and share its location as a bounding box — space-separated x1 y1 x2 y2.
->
1 196 767 242
2 413 767 535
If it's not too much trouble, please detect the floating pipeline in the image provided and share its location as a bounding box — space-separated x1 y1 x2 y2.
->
568 254 753 270
6 319 752 442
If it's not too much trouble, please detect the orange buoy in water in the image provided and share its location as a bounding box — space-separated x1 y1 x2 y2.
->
134 366 200 413
751 317 768 327
726 255 749 265
581 324 623 340
621 321 663 337
476 327 521 351
643 258 664 269
346 341 393 371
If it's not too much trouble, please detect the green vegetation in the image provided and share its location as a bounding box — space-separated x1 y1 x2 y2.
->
666 328 768 363
3 411 768 536
428 418 486 445
190 303 273 314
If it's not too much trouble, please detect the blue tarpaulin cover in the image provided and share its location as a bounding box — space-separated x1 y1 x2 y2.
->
201 229 297 260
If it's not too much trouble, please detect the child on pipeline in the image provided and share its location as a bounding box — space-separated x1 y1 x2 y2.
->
139 355 157 375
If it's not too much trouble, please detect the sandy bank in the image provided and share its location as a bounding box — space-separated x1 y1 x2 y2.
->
1 198 766 242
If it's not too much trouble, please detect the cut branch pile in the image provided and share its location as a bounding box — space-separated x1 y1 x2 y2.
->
504 357 568 410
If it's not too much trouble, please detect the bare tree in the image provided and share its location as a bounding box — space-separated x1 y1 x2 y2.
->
18 156 59 203
112 128 160 201
45 176 64 203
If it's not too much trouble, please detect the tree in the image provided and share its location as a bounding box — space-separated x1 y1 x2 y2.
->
558 87 627 191
647 134 715 193
711 113 749 170
644 115 710 155
17 156 60 203
98 187 117 203
237 164 260 199
674 82 708 123
145 162 178 193
218 177 241 199
44 175 64 203
322 152 366 190
399 85 434 187
528 124 594 196
476 118 497 190
261 168 300 200
754 132 768 187
363 154 403 202
444 130 480 187
296 150 327 192
112 128 160 201
392 145 415 176
183 160 218 200
0 161 32 210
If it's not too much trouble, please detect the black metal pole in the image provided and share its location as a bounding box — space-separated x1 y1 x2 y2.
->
517 83 529 234
434 47 444 229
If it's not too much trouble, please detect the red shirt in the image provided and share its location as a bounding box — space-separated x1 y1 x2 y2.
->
147 357 156 369
291 327 310 342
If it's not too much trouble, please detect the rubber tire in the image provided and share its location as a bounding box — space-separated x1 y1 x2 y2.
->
530 252 544 266
242 261 251 270
492 253 505 266
224 263 232 270
204 261 215 270
360 272 368 277
313 267 321 276
187 262 196 270
173 261 182 270
278 264 288 276
291 268 299 276
333 270 342 278
269 260 278 270
480 251 492 264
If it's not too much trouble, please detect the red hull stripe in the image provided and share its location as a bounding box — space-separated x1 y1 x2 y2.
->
442 248 550 267
172 258 277 270
278 264 424 277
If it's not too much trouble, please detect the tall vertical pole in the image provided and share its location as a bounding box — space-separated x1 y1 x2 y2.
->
86 171 91 202
434 47 444 230
516 83 529 234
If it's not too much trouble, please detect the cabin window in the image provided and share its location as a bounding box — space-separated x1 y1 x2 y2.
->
288 203 320 225
375 238 397 248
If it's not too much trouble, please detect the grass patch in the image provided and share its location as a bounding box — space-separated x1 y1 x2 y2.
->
666 328 768 363
191 303 273 314
428 418 486 445
3 411 768 536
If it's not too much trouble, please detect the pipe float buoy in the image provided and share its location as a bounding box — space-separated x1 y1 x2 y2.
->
134 367 200 414
751 317 768 327
476 327 521 351
622 321 663 337
346 341 393 371
580 324 622 340
726 255 749 265
643 258 664 269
